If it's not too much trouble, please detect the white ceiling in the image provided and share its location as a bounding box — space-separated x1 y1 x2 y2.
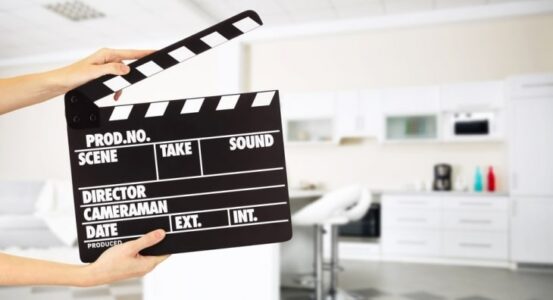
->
191 0 528 24
0 0 545 62
0 0 209 60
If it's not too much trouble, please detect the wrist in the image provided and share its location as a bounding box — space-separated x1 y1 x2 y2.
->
40 67 71 95
72 264 98 287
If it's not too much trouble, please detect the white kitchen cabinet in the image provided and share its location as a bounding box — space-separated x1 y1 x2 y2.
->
359 90 381 137
280 92 334 120
384 210 442 230
382 195 442 257
382 194 510 262
442 196 509 211
280 92 335 143
443 211 508 232
380 86 440 142
381 86 440 114
511 197 553 264
334 90 380 139
508 74 553 265
440 81 505 112
382 230 442 257
509 74 553 99
384 195 442 210
443 231 508 260
509 96 553 196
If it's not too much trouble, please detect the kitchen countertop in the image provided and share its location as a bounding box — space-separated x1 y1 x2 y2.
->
288 187 509 200
375 190 509 197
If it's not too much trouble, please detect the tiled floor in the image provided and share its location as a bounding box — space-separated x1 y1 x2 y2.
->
282 261 553 300
1 261 552 299
0 278 141 300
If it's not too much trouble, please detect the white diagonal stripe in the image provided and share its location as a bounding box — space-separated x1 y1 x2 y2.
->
201 32 227 48
252 91 275 107
233 17 260 33
216 95 240 110
104 76 131 92
136 61 163 77
145 102 169 118
168 46 195 62
181 98 204 114
109 105 133 121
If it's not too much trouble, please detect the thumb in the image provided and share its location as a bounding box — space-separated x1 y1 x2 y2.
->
94 63 130 77
126 229 166 253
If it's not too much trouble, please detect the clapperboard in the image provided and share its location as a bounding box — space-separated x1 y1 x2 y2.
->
64 11 292 263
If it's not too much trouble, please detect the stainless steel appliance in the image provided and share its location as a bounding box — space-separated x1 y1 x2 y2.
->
339 203 380 238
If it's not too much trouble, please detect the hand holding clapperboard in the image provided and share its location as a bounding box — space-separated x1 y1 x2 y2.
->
64 11 292 263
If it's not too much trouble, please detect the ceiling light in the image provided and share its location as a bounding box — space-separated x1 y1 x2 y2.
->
45 0 105 22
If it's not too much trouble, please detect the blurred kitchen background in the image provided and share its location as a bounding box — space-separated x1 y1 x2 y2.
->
1 0 553 299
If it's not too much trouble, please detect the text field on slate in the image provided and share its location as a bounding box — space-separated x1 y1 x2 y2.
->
67 91 292 262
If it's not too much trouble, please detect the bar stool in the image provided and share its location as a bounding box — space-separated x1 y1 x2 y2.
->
292 185 372 300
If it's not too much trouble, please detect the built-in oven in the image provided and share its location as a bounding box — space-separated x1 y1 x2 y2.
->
339 203 380 238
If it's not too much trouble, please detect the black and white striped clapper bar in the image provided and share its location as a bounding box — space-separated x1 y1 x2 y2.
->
64 11 292 263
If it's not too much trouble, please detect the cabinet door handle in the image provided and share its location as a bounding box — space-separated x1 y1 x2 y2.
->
398 200 426 206
459 242 492 249
512 173 518 191
459 219 492 225
511 199 517 217
398 217 427 223
398 240 427 246
459 202 491 207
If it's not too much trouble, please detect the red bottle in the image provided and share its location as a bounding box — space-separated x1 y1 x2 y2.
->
487 166 496 192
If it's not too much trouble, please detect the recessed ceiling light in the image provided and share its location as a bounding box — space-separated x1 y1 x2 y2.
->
45 0 105 22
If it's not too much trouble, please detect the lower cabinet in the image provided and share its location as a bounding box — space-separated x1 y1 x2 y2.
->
381 194 510 262
382 229 441 256
511 197 553 264
443 231 508 260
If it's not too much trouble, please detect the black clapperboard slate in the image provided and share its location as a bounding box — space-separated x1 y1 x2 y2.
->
64 11 292 263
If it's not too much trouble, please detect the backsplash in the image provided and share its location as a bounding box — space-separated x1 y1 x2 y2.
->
285 139 507 193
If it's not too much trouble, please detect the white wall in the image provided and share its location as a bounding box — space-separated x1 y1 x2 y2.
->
246 14 553 191
0 48 222 180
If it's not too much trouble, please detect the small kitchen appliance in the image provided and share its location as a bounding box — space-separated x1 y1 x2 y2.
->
433 163 452 191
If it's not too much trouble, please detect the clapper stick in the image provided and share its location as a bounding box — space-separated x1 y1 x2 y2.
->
65 10 262 129
64 11 292 262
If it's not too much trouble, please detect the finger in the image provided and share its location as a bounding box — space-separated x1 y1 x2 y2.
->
114 90 122 101
126 229 166 253
94 63 130 77
99 49 155 63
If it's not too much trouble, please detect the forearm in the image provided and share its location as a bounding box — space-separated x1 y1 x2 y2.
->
0 253 91 287
0 68 68 115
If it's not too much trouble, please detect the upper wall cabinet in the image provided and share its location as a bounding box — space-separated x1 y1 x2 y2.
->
334 90 381 139
280 92 335 144
280 92 334 120
381 86 440 115
279 80 509 144
441 81 505 112
380 86 440 142
440 81 506 142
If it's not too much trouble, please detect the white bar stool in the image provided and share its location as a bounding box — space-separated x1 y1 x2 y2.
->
292 185 372 300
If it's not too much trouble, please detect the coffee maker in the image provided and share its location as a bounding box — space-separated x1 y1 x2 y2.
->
433 163 452 191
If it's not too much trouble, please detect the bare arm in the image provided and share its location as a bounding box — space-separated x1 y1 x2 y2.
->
0 229 169 287
0 48 154 114
0 48 169 287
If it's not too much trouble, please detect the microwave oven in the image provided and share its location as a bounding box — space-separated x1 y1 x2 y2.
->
447 112 496 138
